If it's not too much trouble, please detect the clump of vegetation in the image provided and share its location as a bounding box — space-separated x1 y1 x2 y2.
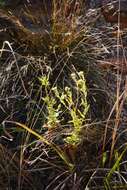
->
43 71 89 146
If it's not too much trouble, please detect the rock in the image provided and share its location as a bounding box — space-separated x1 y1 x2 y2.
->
101 0 127 28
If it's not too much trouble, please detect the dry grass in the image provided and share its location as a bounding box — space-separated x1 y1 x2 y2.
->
0 1 127 190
